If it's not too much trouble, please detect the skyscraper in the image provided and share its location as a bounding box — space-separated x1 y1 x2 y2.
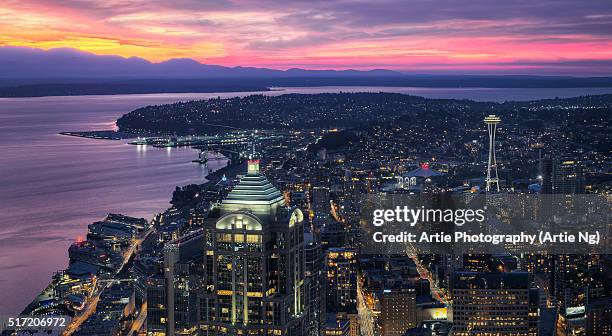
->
540 156 554 194
311 186 331 226
163 230 205 335
540 157 585 194
540 157 591 335
380 285 417 336
326 248 357 313
304 232 325 336
200 152 306 335
452 271 539 336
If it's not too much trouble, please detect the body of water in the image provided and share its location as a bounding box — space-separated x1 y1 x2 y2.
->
273 86 612 102
1 86 611 313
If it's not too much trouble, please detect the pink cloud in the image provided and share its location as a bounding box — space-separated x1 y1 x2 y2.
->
1 0 611 74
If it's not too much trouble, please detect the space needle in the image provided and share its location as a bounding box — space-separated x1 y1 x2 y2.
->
484 114 501 192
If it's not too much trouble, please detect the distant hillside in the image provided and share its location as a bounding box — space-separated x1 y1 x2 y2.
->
0 79 270 97
1 46 612 97
115 92 612 135
0 46 401 79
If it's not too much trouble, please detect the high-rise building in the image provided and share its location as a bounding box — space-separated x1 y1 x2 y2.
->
553 254 599 336
304 232 325 336
163 230 205 335
326 248 357 313
540 157 585 194
145 229 205 336
586 298 612 335
554 159 585 194
200 153 306 335
452 271 539 336
540 157 591 335
145 276 167 336
379 285 417 336
540 157 554 194
312 186 331 225
320 218 348 249
553 255 591 311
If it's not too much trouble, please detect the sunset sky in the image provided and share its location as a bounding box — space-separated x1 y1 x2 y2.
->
1 0 612 74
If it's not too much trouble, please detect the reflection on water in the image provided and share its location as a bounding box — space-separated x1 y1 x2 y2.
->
0 95 231 314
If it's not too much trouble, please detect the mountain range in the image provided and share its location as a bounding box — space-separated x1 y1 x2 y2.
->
1 46 612 97
0 46 401 79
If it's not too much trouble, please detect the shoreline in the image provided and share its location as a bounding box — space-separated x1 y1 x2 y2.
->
3 86 612 102
0 86 272 99
17 148 237 317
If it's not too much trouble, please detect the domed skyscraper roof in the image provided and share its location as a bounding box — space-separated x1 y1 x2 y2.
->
220 151 286 222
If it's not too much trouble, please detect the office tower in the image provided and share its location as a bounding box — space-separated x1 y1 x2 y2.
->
326 248 357 313
317 148 327 161
540 157 585 194
146 275 167 336
320 218 348 249
484 115 501 192
452 272 538 336
200 152 306 336
553 254 596 336
553 255 591 309
380 285 417 336
540 157 554 194
586 298 612 335
553 159 585 194
163 230 205 335
304 232 325 336
540 157 590 335
312 186 331 225
144 230 205 336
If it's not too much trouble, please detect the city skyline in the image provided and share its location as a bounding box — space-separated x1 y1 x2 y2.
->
2 90 610 334
1 0 612 75
0 1 610 334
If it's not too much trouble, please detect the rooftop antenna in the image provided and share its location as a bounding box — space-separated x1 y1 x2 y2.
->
247 140 260 174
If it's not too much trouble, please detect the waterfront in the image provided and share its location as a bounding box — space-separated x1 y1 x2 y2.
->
1 86 612 314
272 86 612 102
0 94 233 314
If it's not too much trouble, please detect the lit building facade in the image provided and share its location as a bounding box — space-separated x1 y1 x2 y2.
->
379 286 417 335
311 186 331 226
326 248 357 313
452 272 539 336
540 158 585 194
164 230 205 335
200 155 306 335
304 232 325 336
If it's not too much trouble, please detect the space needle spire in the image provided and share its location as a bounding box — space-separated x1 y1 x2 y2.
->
484 115 501 192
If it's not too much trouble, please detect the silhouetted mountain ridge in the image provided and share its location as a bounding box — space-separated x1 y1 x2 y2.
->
0 46 403 78
2 46 612 97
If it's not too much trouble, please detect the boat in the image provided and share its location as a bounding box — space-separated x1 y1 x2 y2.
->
193 150 209 164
